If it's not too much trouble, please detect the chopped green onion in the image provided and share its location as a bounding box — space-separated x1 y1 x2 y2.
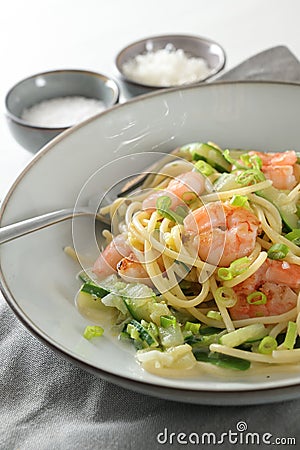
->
156 195 173 221
230 195 249 208
175 205 189 219
156 195 172 210
246 291 267 305
236 169 265 186
206 311 222 321
285 229 300 246
283 321 298 350
83 325 104 340
181 191 198 205
223 149 246 169
194 160 214 176
160 315 177 328
215 286 237 308
147 321 159 337
239 153 252 167
127 323 140 340
249 154 262 170
217 267 234 281
223 151 263 172
258 336 278 354
230 256 251 275
184 321 201 334
218 256 251 280
156 195 185 224
267 243 289 260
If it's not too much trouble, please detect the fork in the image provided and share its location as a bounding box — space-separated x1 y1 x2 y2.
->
0 207 110 245
0 148 181 245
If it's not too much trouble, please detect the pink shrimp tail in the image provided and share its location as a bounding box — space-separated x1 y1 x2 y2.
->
93 234 132 279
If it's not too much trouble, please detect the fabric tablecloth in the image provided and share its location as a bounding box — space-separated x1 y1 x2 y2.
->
1 46 300 450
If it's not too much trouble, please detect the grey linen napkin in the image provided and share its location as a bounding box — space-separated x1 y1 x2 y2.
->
1 46 300 450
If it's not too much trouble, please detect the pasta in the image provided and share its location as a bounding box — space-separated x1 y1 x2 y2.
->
76 142 300 375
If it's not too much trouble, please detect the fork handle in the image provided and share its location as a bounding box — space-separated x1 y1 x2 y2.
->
0 209 81 244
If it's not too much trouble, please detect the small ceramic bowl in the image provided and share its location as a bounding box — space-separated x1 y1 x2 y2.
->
116 34 226 98
5 69 120 153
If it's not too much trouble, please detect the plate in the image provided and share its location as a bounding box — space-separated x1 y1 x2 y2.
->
1 81 300 405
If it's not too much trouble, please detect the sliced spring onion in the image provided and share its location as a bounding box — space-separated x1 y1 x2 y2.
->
258 336 278 354
236 169 265 186
184 321 201 334
156 195 185 224
217 267 234 281
156 195 173 220
83 325 104 340
215 286 238 308
267 243 289 260
175 205 189 218
230 195 249 208
206 311 222 321
181 191 198 205
218 256 250 280
147 321 159 338
223 149 246 169
230 256 251 275
194 160 215 176
283 321 298 350
240 154 262 170
239 153 252 167
246 291 267 306
160 315 177 328
127 323 140 340
285 229 300 246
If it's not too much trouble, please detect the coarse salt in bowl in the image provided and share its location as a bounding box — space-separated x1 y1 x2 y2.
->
21 96 107 128
5 69 120 153
116 34 226 90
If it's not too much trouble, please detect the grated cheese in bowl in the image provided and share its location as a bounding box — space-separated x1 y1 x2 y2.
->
121 45 211 87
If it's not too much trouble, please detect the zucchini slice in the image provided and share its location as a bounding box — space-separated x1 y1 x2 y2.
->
182 142 231 173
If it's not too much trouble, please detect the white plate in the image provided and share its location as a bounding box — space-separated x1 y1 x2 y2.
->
1 81 300 405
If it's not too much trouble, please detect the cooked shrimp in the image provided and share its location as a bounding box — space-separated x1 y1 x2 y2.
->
183 202 260 266
117 252 166 286
249 150 297 166
230 258 300 319
142 171 205 211
93 234 131 279
249 150 297 190
117 254 152 286
264 259 300 289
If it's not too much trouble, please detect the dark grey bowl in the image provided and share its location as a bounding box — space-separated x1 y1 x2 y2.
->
5 69 120 153
116 34 226 98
